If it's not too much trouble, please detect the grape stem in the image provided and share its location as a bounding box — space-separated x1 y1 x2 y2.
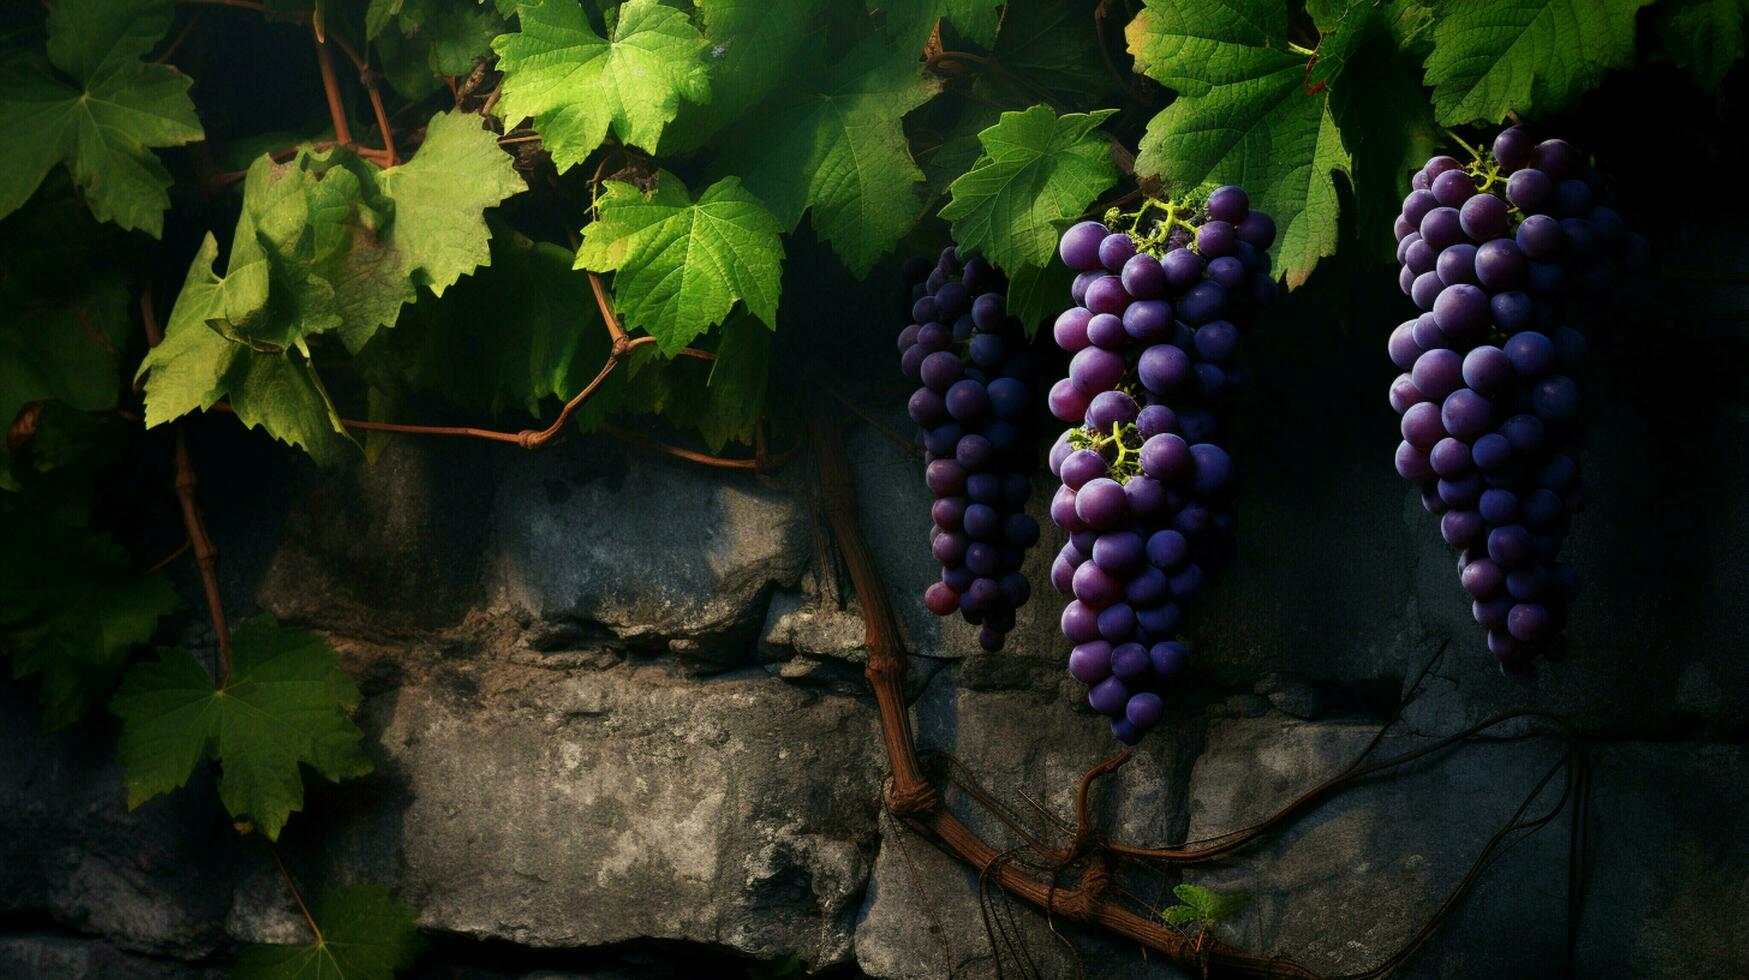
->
140 289 234 687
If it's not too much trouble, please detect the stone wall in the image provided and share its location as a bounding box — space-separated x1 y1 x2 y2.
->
4 252 1746 979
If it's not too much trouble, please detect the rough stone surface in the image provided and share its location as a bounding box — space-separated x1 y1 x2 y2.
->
491 442 811 644
1180 714 1749 979
0 689 233 961
255 439 500 635
854 657 1199 979
759 586 868 662
368 657 884 966
0 936 221 980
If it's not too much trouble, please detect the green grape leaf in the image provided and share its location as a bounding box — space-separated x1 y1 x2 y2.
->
575 172 784 356
110 614 371 840
0 279 131 439
1004 259 1074 339
1128 0 1353 286
136 234 357 463
713 39 940 278
938 105 1118 275
363 224 608 418
696 313 770 451
979 0 1125 103
0 502 178 731
1326 3 1440 257
0 0 204 236
376 110 528 297
491 0 712 171
662 0 828 153
233 885 419 980
1422 0 1654 125
1653 0 1748 90
878 0 1004 48
370 0 506 79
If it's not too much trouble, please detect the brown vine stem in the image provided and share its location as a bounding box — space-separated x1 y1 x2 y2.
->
312 27 352 148
267 841 322 943
807 396 1319 979
142 290 234 686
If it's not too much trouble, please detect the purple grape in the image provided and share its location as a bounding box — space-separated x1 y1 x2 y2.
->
1141 433 1193 482
1085 312 1126 349
1138 343 1193 394
1074 478 1127 528
1436 243 1478 286
1121 253 1166 298
1492 126 1532 171
1177 281 1227 324
1208 185 1249 223
1420 207 1464 249
1069 642 1112 683
1084 275 1130 315
1459 193 1508 240
1433 284 1489 341
1412 348 1464 401
1196 220 1236 257
1431 168 1476 206
1235 211 1275 249
1053 307 1092 352
1474 239 1526 291
1122 300 1173 343
1059 221 1106 270
1049 378 1091 422
1516 214 1562 258
1506 169 1552 211
1402 189 1438 226
1088 676 1128 715
1069 346 1124 393
1099 232 1137 273
1086 390 1139 430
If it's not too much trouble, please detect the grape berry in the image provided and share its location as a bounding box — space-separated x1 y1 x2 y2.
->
1048 188 1278 743
900 246 1041 652
1390 126 1645 675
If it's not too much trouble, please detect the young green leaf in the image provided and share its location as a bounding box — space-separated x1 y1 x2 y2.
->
576 172 784 356
375 110 529 297
939 105 1118 275
111 614 372 840
0 0 204 236
1422 0 1654 125
712 38 941 277
696 313 771 451
491 0 712 171
1652 0 1748 90
232 885 419 980
1162 882 1250 927
1127 0 1354 286
0 502 179 731
136 234 359 464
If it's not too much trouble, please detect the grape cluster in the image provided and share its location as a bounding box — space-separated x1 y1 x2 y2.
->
1389 126 1646 674
1045 187 1279 743
899 246 1042 652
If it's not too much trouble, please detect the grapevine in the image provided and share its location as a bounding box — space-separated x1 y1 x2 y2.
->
0 1 1732 978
